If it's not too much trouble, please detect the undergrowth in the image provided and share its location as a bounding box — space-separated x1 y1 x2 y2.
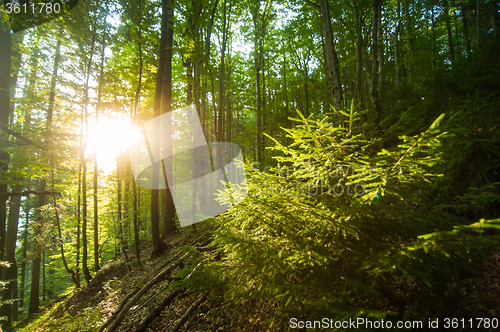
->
188 103 500 329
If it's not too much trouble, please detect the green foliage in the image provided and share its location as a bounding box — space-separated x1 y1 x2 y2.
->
204 106 500 325
17 302 103 332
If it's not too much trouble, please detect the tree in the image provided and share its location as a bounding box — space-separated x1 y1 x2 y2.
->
81 27 97 284
29 36 62 316
319 0 343 112
0 4 13 282
160 0 178 239
371 0 382 125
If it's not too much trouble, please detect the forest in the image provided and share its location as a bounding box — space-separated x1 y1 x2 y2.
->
0 0 499 330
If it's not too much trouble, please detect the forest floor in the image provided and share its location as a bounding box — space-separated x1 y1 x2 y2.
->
14 225 500 332
15 224 272 332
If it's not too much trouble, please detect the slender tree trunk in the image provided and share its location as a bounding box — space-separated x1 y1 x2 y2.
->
319 0 343 112
42 250 45 301
218 0 232 142
462 5 471 57
132 179 141 265
151 0 168 256
19 211 29 315
29 38 61 315
261 51 266 161
282 52 289 129
454 12 461 56
492 1 499 39
476 0 480 48
82 30 97 283
0 28 28 327
161 0 178 238
76 163 81 284
402 0 414 82
395 0 402 86
352 0 364 108
444 0 455 65
218 0 227 141
371 0 382 125
4 42 40 317
94 27 106 273
203 0 219 135
11 270 18 321
117 154 131 268
252 2 262 164
124 163 130 249
302 60 309 117
431 0 435 66
0 190 21 326
0 11 12 282
192 0 203 119
133 5 143 265
9 31 25 125
51 168 80 288
378 4 385 108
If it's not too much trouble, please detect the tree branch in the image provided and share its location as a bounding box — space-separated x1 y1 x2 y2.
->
0 124 45 149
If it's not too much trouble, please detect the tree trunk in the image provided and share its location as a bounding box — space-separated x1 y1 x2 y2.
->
19 211 29 315
282 53 289 125
476 0 480 48
151 0 168 255
42 250 46 301
0 10 12 282
203 0 219 134
133 4 143 265
218 0 229 142
124 163 130 250
252 2 263 164
192 0 203 120
492 1 499 39
82 30 97 283
378 2 385 110
462 5 471 57
117 154 131 268
94 26 106 273
9 31 25 125
76 163 81 284
51 168 80 288
319 0 343 112
29 38 62 315
395 0 402 86
352 0 364 108
371 0 382 126
431 0 435 66
444 0 455 65
0 189 21 326
161 0 178 238
0 27 28 327
403 0 414 81
454 11 461 56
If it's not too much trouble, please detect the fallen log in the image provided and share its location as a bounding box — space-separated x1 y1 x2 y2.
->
134 289 184 332
132 260 206 332
101 251 191 332
168 291 208 332
97 287 140 332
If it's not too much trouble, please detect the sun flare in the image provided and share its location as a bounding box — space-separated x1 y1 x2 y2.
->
85 117 142 173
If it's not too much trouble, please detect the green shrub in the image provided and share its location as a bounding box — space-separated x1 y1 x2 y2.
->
204 106 500 326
